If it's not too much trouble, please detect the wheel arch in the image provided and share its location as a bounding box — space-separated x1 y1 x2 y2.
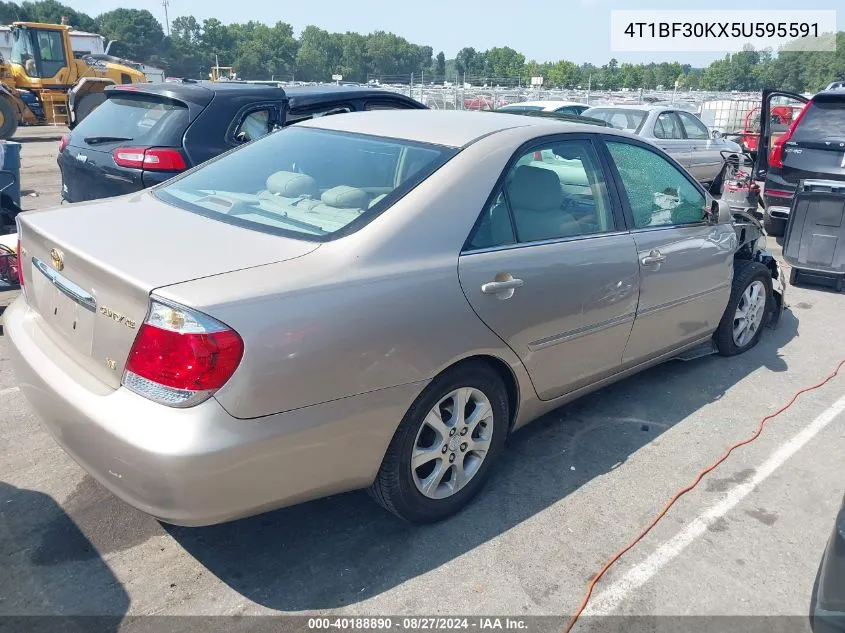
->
437 354 521 433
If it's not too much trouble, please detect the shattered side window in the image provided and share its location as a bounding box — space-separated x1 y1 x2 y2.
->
607 141 706 229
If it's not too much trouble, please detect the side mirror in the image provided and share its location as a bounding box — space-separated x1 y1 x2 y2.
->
711 129 722 139
234 131 248 143
711 199 732 224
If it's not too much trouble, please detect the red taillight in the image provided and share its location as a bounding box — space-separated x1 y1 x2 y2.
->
123 300 243 407
58 134 69 153
769 101 810 169
765 189 794 198
113 147 187 172
533 151 543 160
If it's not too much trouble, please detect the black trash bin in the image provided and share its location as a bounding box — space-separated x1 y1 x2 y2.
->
782 179 845 291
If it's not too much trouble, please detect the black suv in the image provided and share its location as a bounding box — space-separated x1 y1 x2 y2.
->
58 83 426 203
755 88 845 236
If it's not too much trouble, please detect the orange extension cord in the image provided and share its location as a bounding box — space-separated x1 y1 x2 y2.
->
564 357 845 633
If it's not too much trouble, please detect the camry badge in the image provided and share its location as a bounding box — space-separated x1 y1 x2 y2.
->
99 306 137 329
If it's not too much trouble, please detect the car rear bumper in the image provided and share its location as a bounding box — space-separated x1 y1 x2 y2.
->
5 297 425 526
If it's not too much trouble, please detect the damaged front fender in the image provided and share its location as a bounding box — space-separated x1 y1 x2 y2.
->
731 208 785 327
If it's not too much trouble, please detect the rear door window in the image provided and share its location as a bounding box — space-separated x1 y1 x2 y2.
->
653 112 683 139
233 108 273 142
792 100 845 143
71 95 189 147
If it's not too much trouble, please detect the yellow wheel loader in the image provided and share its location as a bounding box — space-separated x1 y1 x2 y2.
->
0 22 147 139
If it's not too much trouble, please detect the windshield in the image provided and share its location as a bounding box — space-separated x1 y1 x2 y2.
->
155 126 457 241
71 94 190 147
792 100 845 143
582 108 648 133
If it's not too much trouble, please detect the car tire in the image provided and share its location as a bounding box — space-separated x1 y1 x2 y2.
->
369 361 509 523
763 213 785 237
73 92 107 126
715 260 773 357
0 96 19 140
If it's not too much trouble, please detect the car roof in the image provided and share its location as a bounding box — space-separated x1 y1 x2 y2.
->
504 100 587 108
282 85 421 109
814 90 845 100
296 109 619 148
106 81 286 107
585 104 660 111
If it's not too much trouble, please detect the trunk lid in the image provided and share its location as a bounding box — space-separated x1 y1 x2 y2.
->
18 192 319 388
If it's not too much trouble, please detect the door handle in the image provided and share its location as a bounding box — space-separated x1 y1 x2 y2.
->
481 278 524 295
640 249 666 266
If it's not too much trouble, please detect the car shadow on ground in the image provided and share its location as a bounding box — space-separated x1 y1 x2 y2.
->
0 481 129 628
156 310 799 611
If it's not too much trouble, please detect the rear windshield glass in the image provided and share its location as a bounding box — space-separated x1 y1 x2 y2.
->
583 108 647 133
792 100 845 143
71 95 189 146
155 126 457 241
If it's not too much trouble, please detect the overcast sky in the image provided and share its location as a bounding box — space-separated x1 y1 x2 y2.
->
70 0 844 65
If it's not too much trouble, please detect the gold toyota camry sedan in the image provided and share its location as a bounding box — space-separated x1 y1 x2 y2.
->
6 110 785 526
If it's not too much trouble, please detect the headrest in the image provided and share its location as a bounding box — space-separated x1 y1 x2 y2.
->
266 171 318 198
321 185 368 209
507 165 561 211
368 193 388 209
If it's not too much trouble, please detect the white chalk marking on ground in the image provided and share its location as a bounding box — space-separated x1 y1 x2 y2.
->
0 386 20 396
582 389 845 617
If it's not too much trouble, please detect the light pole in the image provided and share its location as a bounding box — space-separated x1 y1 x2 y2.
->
162 0 171 37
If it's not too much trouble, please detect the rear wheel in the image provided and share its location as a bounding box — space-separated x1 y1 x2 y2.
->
73 92 106 126
0 97 19 140
715 260 773 356
369 362 509 523
763 213 786 237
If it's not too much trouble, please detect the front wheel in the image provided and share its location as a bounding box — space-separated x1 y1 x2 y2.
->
0 96 19 140
715 260 773 356
369 362 509 523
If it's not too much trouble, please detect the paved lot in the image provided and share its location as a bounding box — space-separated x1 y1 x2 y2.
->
1 126 844 631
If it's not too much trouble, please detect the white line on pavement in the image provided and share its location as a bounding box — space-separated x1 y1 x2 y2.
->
582 389 845 617
0 386 20 396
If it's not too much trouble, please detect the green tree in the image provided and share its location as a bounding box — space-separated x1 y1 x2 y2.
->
546 60 578 88
21 0 96 31
296 25 342 81
0 1 28 23
339 32 367 82
435 51 446 79
96 8 164 61
485 46 525 80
